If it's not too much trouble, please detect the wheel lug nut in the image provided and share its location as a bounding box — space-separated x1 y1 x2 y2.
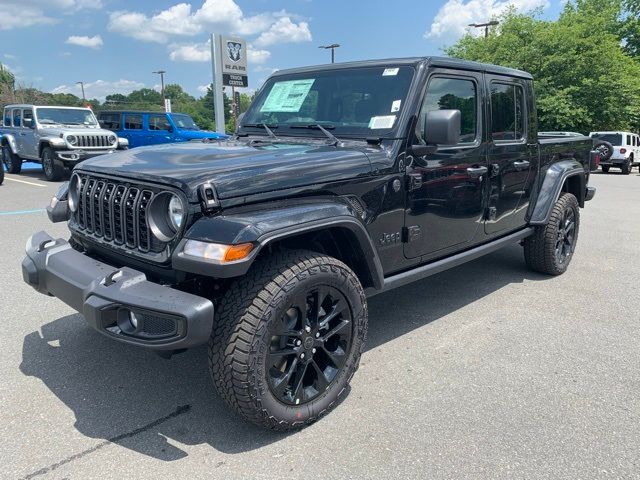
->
305 326 311 333
315 332 320 338
296 340 301 346
312 348 316 354
300 353 305 359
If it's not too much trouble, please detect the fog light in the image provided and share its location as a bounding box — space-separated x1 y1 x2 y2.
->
129 311 140 329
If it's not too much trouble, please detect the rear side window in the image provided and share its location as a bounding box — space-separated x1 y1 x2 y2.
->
12 108 21 127
100 113 121 130
418 76 478 144
490 82 525 141
148 114 171 131
124 114 142 130
3 108 10 126
626 134 631 145
23 109 33 124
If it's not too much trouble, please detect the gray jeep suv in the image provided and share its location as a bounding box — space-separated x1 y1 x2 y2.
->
1 105 128 181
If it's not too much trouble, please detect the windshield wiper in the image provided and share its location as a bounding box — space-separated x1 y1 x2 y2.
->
289 124 340 146
242 123 279 140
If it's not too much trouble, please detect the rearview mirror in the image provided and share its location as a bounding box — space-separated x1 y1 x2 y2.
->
423 109 461 146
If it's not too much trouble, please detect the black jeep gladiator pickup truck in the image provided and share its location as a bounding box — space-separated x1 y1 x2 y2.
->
23 57 601 430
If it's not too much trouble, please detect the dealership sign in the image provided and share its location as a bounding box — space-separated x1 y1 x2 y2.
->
220 36 248 87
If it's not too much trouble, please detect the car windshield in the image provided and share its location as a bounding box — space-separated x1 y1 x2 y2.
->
240 66 415 138
592 133 622 146
36 108 98 126
171 113 199 130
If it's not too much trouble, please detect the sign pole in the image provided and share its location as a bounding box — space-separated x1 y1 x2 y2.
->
231 85 237 124
210 33 226 134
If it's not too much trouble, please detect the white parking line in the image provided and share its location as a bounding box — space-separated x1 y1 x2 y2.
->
4 176 46 187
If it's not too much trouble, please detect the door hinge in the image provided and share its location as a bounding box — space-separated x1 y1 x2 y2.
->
486 206 497 221
401 225 421 243
407 173 422 191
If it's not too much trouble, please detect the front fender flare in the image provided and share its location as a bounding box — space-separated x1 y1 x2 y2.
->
1 134 18 154
172 199 384 289
529 159 585 225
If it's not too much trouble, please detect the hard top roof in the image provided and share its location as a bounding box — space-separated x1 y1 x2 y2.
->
272 56 533 80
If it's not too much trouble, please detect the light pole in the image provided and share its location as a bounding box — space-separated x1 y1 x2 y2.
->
152 70 166 103
76 81 86 103
468 20 499 38
319 44 340 63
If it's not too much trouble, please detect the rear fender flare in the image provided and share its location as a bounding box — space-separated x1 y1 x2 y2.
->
529 159 585 225
1 134 18 154
172 199 384 289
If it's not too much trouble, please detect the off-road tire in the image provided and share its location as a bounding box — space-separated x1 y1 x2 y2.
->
208 249 368 430
621 160 631 175
2 144 21 174
524 192 580 276
41 147 65 181
0 161 4 185
601 165 609 173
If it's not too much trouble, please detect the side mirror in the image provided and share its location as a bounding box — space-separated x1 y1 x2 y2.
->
23 118 34 129
424 109 461 146
167 126 174 133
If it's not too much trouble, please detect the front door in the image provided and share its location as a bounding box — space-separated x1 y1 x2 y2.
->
146 114 175 145
122 113 144 148
404 71 487 260
484 77 535 234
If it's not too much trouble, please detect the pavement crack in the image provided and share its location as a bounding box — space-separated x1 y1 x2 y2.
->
20 404 191 480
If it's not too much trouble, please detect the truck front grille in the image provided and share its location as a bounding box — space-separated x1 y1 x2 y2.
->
74 134 115 149
72 173 165 254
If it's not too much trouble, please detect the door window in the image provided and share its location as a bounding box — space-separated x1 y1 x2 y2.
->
3 109 10 126
124 114 143 130
23 109 33 125
100 113 121 130
490 83 525 141
626 134 631 145
12 109 21 127
148 114 171 131
418 77 478 144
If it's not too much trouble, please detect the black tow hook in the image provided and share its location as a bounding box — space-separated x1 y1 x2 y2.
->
103 270 123 286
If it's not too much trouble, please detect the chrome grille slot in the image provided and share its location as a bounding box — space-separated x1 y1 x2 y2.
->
102 183 115 240
138 191 153 252
93 181 105 236
73 134 114 149
113 185 126 244
84 179 96 233
124 188 140 248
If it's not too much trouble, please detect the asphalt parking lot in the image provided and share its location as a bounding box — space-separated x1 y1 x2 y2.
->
1 167 639 479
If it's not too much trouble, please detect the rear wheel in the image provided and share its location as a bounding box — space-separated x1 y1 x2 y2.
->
2 144 21 173
621 160 631 175
0 160 4 185
208 249 368 430
601 165 609 173
524 192 580 275
41 147 65 181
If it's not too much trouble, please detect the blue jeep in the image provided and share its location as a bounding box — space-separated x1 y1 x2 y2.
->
97 111 227 148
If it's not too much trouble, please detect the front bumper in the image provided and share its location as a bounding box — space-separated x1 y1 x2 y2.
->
55 149 116 163
22 231 214 350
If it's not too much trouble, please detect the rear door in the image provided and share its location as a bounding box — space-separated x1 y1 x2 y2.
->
484 76 535 235
122 113 144 148
146 114 175 145
404 70 487 259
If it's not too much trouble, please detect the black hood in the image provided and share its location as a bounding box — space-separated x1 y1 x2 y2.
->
78 140 373 202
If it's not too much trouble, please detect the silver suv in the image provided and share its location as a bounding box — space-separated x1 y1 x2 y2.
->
1 104 128 181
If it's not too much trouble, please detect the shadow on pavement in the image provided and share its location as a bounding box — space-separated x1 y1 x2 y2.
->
19 244 546 460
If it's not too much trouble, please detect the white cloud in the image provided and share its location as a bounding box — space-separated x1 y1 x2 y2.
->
108 0 311 47
168 40 271 64
0 0 102 30
197 84 211 94
51 79 145 101
426 0 549 40
66 35 103 49
254 17 312 47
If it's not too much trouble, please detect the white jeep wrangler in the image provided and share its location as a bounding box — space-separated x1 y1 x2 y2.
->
590 131 640 175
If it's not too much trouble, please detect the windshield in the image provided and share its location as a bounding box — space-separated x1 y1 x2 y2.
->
35 108 98 126
241 66 415 138
171 113 199 130
591 133 622 146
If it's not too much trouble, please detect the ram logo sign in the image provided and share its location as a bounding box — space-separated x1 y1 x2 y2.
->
226 41 242 63
219 36 248 87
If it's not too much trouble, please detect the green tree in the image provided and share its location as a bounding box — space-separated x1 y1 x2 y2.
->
445 1 640 132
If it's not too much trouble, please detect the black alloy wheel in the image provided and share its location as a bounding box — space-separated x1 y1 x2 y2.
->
2 144 21 173
554 206 576 267
267 285 353 406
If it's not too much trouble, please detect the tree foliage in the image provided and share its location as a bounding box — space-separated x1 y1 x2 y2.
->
445 0 640 133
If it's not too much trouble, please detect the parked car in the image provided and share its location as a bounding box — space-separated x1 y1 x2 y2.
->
589 131 640 174
97 111 228 148
0 105 128 181
25 57 600 430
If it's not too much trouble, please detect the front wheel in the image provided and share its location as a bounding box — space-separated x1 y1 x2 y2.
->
2 144 21 173
524 192 580 275
209 250 368 430
41 147 65 181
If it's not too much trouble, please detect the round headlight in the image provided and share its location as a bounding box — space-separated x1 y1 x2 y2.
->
67 134 78 146
168 195 184 231
68 173 81 212
108 134 117 145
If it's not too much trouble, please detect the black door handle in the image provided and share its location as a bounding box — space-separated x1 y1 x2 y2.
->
466 166 488 178
513 160 530 171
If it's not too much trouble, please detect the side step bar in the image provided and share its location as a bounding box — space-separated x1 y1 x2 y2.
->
368 227 534 297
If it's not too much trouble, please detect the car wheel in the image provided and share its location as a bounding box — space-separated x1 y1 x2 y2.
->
601 166 609 173
2 144 22 174
0 161 4 185
524 192 580 275
593 140 614 162
209 249 368 430
621 160 631 175
41 147 65 181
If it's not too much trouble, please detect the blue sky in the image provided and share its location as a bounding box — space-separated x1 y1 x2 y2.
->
0 0 566 100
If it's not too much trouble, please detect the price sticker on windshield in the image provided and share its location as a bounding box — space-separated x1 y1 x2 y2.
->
382 68 399 76
260 79 315 113
368 115 396 129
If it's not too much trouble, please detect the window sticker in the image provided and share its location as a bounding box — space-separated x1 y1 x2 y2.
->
382 68 399 76
391 100 402 112
260 79 315 113
368 115 396 129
